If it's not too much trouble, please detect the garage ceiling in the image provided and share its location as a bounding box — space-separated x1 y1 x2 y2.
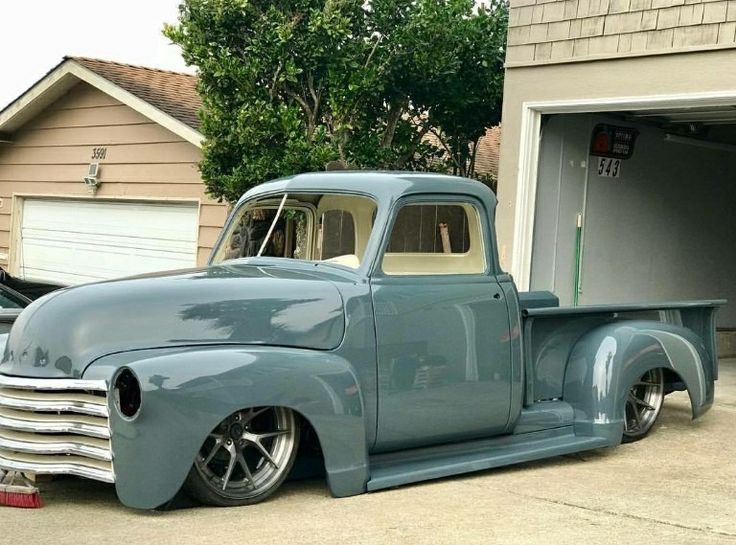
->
625 105 736 126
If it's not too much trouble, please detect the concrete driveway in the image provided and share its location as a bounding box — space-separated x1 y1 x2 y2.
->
4 362 736 545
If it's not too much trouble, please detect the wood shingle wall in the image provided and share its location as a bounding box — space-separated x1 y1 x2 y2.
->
507 0 736 66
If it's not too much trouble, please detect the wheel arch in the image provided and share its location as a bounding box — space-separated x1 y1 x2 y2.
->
87 346 369 510
562 320 715 445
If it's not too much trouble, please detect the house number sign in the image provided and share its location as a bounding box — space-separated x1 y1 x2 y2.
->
597 157 621 178
91 147 108 160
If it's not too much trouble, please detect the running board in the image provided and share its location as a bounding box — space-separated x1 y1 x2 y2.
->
367 428 609 492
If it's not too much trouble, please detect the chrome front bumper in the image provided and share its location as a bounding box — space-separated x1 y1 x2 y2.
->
0 374 114 483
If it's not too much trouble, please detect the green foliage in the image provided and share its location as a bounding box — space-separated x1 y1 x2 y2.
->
165 0 508 203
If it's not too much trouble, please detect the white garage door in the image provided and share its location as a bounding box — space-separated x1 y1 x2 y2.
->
19 199 199 285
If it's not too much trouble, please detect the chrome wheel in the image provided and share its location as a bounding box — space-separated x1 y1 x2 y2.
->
185 407 299 506
623 368 665 442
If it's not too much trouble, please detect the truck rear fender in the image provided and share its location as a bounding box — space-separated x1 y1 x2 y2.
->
563 320 715 445
86 346 369 510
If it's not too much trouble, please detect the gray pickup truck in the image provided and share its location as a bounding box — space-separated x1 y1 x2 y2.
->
0 172 722 509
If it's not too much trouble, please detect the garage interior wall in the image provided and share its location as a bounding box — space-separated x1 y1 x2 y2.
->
531 113 736 327
0 82 228 272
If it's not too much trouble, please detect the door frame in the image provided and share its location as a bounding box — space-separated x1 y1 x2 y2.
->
512 90 736 291
368 193 500 280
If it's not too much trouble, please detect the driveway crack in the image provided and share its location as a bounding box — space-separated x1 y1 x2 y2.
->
501 489 736 538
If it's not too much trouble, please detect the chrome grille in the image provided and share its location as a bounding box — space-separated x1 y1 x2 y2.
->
0 374 114 483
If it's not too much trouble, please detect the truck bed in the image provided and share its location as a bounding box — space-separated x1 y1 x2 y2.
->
518 291 724 404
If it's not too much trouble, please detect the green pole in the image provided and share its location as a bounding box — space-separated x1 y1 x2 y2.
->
573 213 582 307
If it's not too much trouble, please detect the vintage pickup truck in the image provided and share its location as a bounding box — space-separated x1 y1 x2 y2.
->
0 172 722 509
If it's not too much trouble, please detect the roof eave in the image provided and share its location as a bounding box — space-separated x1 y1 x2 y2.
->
0 59 204 148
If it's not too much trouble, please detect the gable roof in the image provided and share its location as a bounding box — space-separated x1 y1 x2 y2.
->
0 57 203 147
70 57 201 131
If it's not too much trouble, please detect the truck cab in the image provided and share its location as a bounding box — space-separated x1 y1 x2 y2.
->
210 172 521 452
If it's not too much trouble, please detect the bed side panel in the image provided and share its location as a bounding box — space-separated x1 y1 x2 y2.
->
522 303 721 403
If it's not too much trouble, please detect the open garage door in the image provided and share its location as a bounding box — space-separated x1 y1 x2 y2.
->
529 109 736 331
18 199 199 285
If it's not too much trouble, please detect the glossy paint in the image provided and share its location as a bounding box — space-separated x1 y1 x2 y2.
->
371 275 512 451
85 346 368 509
524 302 722 404
0 172 722 510
367 426 608 492
0 262 346 379
564 319 716 443
512 400 574 435
370 192 512 450
498 275 524 433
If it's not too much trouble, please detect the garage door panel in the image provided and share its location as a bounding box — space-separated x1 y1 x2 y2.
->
19 199 199 285
21 244 194 285
21 228 196 254
22 200 197 239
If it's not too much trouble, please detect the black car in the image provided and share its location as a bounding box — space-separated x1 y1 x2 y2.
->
0 282 30 335
0 268 61 301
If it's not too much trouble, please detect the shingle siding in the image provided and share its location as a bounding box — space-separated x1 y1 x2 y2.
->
507 0 736 65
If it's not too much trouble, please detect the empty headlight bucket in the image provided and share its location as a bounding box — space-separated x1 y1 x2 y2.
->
113 368 142 419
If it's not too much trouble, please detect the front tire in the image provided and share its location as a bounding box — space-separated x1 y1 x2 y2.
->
622 368 665 443
184 406 300 506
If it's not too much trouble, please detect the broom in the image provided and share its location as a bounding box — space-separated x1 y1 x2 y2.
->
0 470 42 508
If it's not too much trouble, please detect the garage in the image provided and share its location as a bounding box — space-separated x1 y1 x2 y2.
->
17 199 199 285
496 2 736 352
529 108 736 331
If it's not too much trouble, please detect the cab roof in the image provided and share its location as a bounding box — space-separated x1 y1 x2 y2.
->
238 171 496 207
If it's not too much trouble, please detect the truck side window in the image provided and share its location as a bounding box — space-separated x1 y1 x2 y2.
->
382 203 486 275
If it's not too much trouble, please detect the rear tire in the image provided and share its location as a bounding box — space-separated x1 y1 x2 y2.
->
184 406 300 507
622 368 665 443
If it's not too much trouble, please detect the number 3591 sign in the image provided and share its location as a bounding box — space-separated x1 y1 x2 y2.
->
597 157 621 178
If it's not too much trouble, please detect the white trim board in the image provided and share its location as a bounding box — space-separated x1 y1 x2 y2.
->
0 59 203 148
510 90 736 291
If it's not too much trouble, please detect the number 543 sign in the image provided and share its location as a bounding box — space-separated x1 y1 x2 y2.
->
597 157 621 178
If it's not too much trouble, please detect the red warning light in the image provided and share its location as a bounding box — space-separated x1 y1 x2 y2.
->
593 131 610 155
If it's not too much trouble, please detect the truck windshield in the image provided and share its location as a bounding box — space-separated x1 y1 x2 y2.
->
211 193 378 269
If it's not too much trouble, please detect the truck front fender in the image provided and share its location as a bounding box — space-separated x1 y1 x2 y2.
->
563 320 715 445
85 346 368 510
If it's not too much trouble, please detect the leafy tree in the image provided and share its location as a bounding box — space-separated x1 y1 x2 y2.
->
165 0 508 203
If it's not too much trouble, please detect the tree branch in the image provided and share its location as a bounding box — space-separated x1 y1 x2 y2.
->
381 99 407 148
284 88 312 118
269 60 284 100
468 136 480 178
398 124 431 166
428 127 462 171
365 34 383 68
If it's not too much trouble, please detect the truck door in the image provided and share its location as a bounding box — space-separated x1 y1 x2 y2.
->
370 197 512 452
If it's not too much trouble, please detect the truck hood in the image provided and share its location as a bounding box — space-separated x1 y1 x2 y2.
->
0 261 346 379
